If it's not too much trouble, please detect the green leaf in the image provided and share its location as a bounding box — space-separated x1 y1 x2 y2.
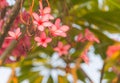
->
58 76 69 83
76 69 85 82
47 76 54 83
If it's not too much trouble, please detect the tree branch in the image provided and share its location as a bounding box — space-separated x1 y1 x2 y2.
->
0 8 7 19
0 40 18 65
0 26 26 65
0 0 25 48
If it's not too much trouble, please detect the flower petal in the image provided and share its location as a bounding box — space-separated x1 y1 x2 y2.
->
51 25 57 31
42 43 47 47
80 49 89 64
60 25 69 32
42 15 49 21
54 47 59 52
32 13 40 21
55 18 61 28
37 43 41 46
58 42 63 48
46 38 52 43
6 37 13 40
33 21 38 25
54 31 66 37
49 15 54 20
17 32 22 38
63 51 68 55
15 28 21 35
38 25 44 31
40 32 46 38
8 31 15 37
76 33 84 42
43 7 51 14
85 28 100 43
34 37 40 42
64 45 70 50
43 22 53 27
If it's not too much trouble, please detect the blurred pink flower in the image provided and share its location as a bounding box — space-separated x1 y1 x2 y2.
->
54 42 70 56
14 35 31 56
0 35 31 63
2 38 12 48
21 11 30 22
0 48 5 55
106 45 120 57
76 33 86 42
32 13 52 31
8 28 21 40
80 49 89 64
34 32 52 47
39 1 54 20
0 38 12 55
0 0 8 9
85 28 100 43
50 18 69 37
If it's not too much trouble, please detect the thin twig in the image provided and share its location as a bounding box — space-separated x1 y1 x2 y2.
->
79 66 94 83
0 0 25 48
100 61 106 83
46 0 50 7
20 0 26 24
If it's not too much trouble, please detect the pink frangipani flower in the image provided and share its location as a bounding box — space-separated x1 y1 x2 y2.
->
50 18 69 37
54 42 71 56
85 28 100 43
8 28 21 40
34 32 52 47
76 33 86 42
39 1 54 20
32 13 52 31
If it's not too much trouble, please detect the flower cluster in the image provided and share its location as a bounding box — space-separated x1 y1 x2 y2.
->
0 9 31 62
32 1 70 53
54 42 71 56
0 0 100 64
0 35 30 62
31 1 70 57
76 28 100 43
0 0 70 62
76 28 100 64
